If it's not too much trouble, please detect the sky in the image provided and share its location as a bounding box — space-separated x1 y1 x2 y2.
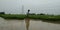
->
0 0 60 15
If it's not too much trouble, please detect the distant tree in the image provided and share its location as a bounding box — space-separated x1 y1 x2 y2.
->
29 13 36 15
0 12 5 14
40 13 45 15
37 13 45 15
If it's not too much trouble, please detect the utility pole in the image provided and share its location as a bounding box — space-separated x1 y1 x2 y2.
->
22 5 24 14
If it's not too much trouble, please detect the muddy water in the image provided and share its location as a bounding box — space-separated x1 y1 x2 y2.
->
0 17 60 30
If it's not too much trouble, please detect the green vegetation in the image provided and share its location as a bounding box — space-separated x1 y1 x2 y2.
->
29 15 60 21
0 14 60 21
0 14 26 19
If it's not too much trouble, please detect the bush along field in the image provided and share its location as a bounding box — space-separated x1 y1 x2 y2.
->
0 14 60 21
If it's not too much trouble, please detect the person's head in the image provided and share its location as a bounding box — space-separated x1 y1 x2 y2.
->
28 9 30 12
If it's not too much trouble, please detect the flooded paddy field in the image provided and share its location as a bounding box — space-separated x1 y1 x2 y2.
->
0 17 60 30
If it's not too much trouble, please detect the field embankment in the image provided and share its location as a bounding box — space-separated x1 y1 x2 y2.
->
0 14 60 21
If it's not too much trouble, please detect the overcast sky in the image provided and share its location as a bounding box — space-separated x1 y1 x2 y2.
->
0 0 60 15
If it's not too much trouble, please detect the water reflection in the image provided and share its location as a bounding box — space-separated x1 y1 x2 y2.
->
25 18 30 30
41 20 60 24
32 19 60 24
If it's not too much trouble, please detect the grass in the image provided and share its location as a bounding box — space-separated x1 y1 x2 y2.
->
0 14 60 21
0 14 26 19
29 15 60 21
